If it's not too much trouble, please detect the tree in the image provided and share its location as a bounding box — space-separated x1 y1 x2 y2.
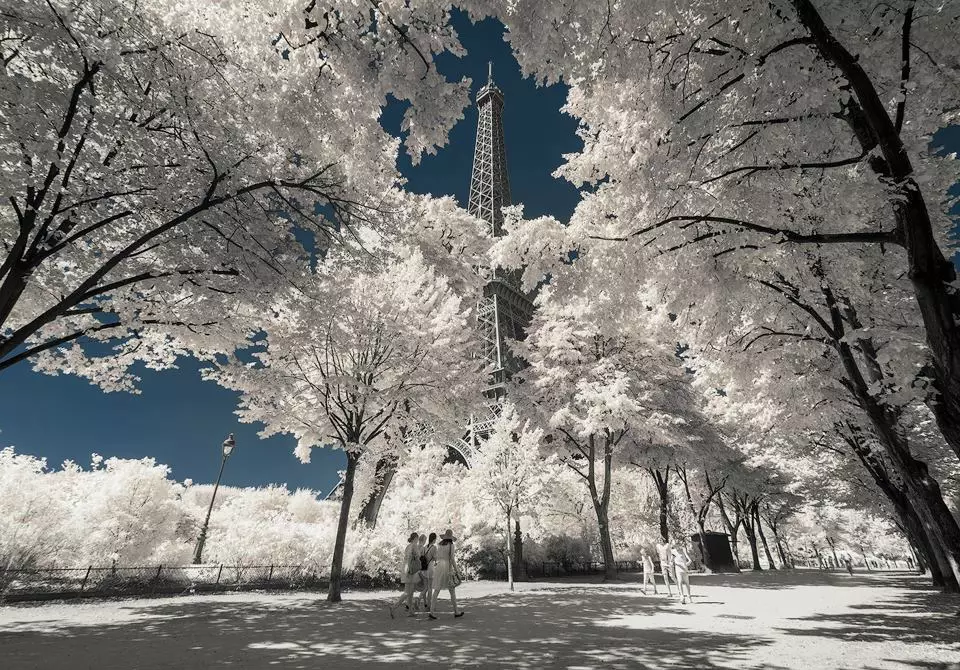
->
0 0 478 387
467 401 556 589
207 248 481 601
493 0 960 459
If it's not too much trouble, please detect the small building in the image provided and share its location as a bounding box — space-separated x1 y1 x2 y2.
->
690 531 739 573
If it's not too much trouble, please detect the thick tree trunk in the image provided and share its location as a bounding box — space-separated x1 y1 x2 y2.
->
328 453 358 603
594 499 618 580
792 0 960 461
357 455 397 528
755 509 778 570
824 288 960 590
896 495 950 589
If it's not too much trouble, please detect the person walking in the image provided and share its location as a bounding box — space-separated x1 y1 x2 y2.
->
672 544 693 604
389 532 422 618
413 534 428 611
641 549 658 595
429 529 464 620
844 555 854 575
656 540 674 596
420 532 437 610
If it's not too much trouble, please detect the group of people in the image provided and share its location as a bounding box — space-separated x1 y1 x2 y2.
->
390 529 465 620
640 541 693 604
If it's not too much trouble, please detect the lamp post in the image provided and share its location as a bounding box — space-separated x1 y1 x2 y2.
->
192 434 236 565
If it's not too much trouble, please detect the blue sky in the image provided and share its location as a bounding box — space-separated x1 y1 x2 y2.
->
0 15 581 494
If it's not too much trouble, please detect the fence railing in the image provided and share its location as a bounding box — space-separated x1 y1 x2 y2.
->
0 564 398 603
480 559 643 580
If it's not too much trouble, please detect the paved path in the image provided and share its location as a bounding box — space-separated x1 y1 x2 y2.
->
1 570 958 669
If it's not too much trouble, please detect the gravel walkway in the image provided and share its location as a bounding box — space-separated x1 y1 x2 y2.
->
1 570 957 669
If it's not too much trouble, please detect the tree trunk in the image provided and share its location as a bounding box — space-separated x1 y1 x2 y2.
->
825 536 840 568
327 452 358 603
513 517 528 581
741 510 762 571
774 536 789 568
696 519 712 572
812 545 824 569
650 467 671 542
896 497 950 589
754 509 778 570
791 0 960 461
839 426 950 589
594 500 617 580
505 508 515 591
357 454 397 528
716 494 742 570
825 294 960 590
591 434 618 581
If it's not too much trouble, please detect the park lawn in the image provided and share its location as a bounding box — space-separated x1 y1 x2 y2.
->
0 570 957 669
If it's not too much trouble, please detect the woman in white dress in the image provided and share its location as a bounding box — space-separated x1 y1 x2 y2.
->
420 532 437 609
429 529 464 619
672 545 692 604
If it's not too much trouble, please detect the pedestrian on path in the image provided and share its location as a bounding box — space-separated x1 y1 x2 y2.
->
420 532 437 609
429 529 464 620
641 549 657 595
389 532 422 618
656 540 675 596
672 544 692 605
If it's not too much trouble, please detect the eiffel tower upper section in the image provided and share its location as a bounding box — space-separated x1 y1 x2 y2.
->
467 64 534 407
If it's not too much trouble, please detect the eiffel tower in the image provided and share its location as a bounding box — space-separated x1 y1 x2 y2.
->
334 64 533 507
448 63 535 466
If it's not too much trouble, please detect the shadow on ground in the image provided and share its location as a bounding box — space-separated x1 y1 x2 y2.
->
1 586 770 670
777 587 960 646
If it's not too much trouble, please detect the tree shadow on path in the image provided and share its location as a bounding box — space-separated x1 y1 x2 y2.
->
2 586 773 670
777 587 960 647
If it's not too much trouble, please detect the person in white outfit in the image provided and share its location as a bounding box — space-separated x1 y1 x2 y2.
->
641 549 658 595
412 534 428 611
656 541 675 596
429 529 464 619
389 532 422 618
672 545 692 604
420 532 437 609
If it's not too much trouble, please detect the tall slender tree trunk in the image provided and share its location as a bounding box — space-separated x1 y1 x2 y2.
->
774 535 789 568
582 434 618 581
812 545 824 569
754 509 777 570
716 493 742 570
649 467 671 542
328 452 358 603
744 526 761 571
506 508 514 591
825 536 840 568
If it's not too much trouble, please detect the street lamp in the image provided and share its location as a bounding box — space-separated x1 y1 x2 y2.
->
192 434 237 565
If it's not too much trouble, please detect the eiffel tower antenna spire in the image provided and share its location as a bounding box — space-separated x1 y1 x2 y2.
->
488 60 493 84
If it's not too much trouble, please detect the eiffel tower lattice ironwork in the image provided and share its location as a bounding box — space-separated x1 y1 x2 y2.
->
448 63 535 466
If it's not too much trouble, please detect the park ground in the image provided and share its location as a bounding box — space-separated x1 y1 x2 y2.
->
1 570 958 669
